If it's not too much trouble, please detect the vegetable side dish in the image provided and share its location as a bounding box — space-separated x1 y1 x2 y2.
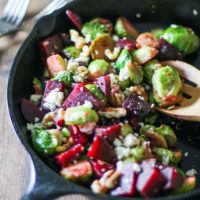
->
21 9 199 197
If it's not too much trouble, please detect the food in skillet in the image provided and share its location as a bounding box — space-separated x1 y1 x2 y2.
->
21 10 199 197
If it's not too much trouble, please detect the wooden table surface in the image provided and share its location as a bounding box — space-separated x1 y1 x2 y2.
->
0 1 89 200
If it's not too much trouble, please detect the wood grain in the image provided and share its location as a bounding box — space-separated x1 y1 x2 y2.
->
0 1 90 199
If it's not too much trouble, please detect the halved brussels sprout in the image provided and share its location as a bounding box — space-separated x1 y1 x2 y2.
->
90 34 114 60
115 17 139 39
81 18 112 40
53 71 73 87
88 59 110 80
151 28 165 39
143 59 162 84
140 124 177 147
129 146 146 162
32 128 62 155
62 46 81 59
162 25 199 55
136 32 159 48
65 106 99 125
119 60 143 85
153 147 182 165
152 66 182 107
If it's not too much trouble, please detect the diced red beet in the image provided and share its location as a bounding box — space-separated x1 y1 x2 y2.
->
68 125 89 145
128 116 139 129
116 38 137 51
39 34 65 58
21 99 47 123
95 75 110 96
136 166 166 197
91 160 114 177
66 9 82 30
158 38 183 60
94 124 121 142
160 166 184 190
87 136 117 164
111 163 137 197
123 94 152 118
63 83 101 110
55 144 85 167
41 80 65 111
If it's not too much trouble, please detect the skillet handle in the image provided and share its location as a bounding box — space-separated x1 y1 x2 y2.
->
20 157 88 200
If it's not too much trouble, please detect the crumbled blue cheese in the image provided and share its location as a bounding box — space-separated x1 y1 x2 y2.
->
186 169 197 176
83 100 93 109
43 89 64 111
112 35 119 42
113 138 123 147
124 134 140 147
67 59 79 72
30 94 42 104
114 146 130 160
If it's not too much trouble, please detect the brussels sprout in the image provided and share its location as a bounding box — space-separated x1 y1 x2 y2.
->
162 25 199 55
65 106 99 125
85 84 106 102
90 34 114 60
121 123 134 136
153 147 182 165
171 176 196 194
81 18 112 40
132 46 158 65
115 49 132 71
88 59 110 80
140 124 177 147
143 59 162 84
61 127 70 138
62 46 81 59
53 71 73 87
119 60 143 85
130 146 146 161
151 28 165 39
152 66 182 107
118 79 131 91
32 128 62 155
136 32 159 48
115 17 139 39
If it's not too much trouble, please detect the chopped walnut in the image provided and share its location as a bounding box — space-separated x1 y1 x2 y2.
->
105 47 121 60
109 90 125 106
98 107 127 118
69 29 85 50
124 85 148 101
91 170 120 194
73 66 89 82
42 112 54 128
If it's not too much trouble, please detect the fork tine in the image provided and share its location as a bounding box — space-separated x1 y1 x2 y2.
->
1 0 17 22
1 0 14 19
33 0 67 21
12 0 30 26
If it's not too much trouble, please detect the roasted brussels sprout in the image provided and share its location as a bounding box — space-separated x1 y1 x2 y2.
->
65 106 99 125
136 32 159 48
85 84 106 102
32 128 62 155
129 146 146 162
140 124 177 147
143 59 162 84
119 60 143 85
161 25 199 55
81 18 112 40
53 71 73 87
62 46 81 59
115 17 139 39
151 28 165 39
152 66 182 107
90 34 114 60
88 59 110 80
153 147 182 165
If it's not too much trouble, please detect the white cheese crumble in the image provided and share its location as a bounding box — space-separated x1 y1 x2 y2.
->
114 146 130 160
124 134 139 147
69 29 85 49
67 59 79 72
113 138 122 147
186 169 197 176
30 94 42 104
85 34 91 43
193 9 198 16
112 35 119 42
83 100 93 108
136 13 141 18
43 88 64 111
184 152 189 157
34 117 40 123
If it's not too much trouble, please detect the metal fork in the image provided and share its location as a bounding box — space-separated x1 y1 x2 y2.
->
0 0 30 37
33 0 70 22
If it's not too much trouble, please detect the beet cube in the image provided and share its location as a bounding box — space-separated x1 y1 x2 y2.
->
116 38 137 51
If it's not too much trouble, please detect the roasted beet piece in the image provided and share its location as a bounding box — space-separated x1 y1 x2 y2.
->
123 94 152 117
41 80 65 111
160 166 184 190
136 166 166 197
116 38 137 51
91 160 114 177
158 38 183 60
111 163 138 197
68 125 89 145
21 99 47 123
95 75 110 96
55 144 85 167
63 83 101 110
94 124 121 142
66 9 82 30
87 136 117 164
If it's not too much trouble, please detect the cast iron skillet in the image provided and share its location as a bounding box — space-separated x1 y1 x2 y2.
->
7 0 200 199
